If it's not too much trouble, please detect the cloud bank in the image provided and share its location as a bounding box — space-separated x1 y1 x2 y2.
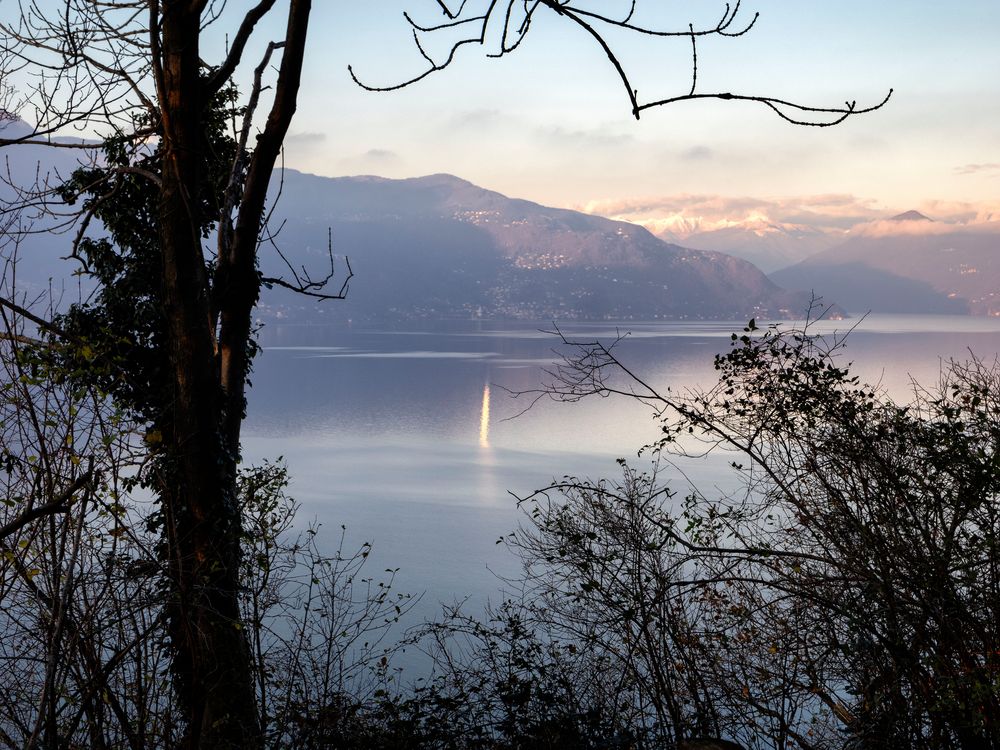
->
854 217 1000 238
579 194 1000 238
579 194 885 237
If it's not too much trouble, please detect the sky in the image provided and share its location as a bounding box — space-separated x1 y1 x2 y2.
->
10 1 993 232
253 0 1000 231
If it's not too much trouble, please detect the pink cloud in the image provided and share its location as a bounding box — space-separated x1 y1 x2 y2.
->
578 194 1000 238
578 194 886 236
854 218 1000 238
916 200 1000 224
954 163 1000 176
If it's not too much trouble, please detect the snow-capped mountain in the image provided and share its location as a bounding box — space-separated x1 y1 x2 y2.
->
771 212 1000 316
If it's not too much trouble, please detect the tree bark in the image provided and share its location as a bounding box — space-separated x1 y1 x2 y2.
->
217 0 312 452
157 2 262 746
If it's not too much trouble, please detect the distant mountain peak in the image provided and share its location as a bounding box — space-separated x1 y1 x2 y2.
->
404 173 477 189
413 172 467 183
0 114 33 138
249 170 825 322
890 210 932 222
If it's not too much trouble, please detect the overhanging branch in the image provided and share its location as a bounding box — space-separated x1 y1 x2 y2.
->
350 0 891 125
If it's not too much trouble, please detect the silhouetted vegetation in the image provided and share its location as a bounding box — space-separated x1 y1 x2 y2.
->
5 265 1000 749
0 2 904 747
474 319 1000 749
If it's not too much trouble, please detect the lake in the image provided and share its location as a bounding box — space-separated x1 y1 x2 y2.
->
243 315 1000 619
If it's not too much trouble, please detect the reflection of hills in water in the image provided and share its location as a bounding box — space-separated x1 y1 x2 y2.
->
253 171 823 323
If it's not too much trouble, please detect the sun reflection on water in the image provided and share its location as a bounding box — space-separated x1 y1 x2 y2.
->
478 383 491 448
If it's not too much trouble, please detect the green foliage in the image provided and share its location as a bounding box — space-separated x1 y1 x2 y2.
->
51 85 247 428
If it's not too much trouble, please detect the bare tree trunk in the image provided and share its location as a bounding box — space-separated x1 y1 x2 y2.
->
158 3 261 746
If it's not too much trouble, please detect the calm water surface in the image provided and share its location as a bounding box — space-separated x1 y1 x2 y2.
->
243 315 1000 615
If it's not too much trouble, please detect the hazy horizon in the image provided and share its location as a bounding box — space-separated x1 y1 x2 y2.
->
8 3 996 224
278 3 998 216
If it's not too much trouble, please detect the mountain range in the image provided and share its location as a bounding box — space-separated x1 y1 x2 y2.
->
254 171 822 323
655 218 845 273
0 116 827 323
770 212 1000 316
0 117 95 299
600 201 1000 317
4 114 997 322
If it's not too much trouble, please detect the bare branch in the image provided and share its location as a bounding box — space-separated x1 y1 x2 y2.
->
0 471 93 542
260 228 353 301
351 0 891 125
203 0 281 97
0 296 72 343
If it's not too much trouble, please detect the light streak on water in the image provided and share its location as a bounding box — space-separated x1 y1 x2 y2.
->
478 383 491 448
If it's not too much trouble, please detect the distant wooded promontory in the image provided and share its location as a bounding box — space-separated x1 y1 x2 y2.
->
251 171 830 323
